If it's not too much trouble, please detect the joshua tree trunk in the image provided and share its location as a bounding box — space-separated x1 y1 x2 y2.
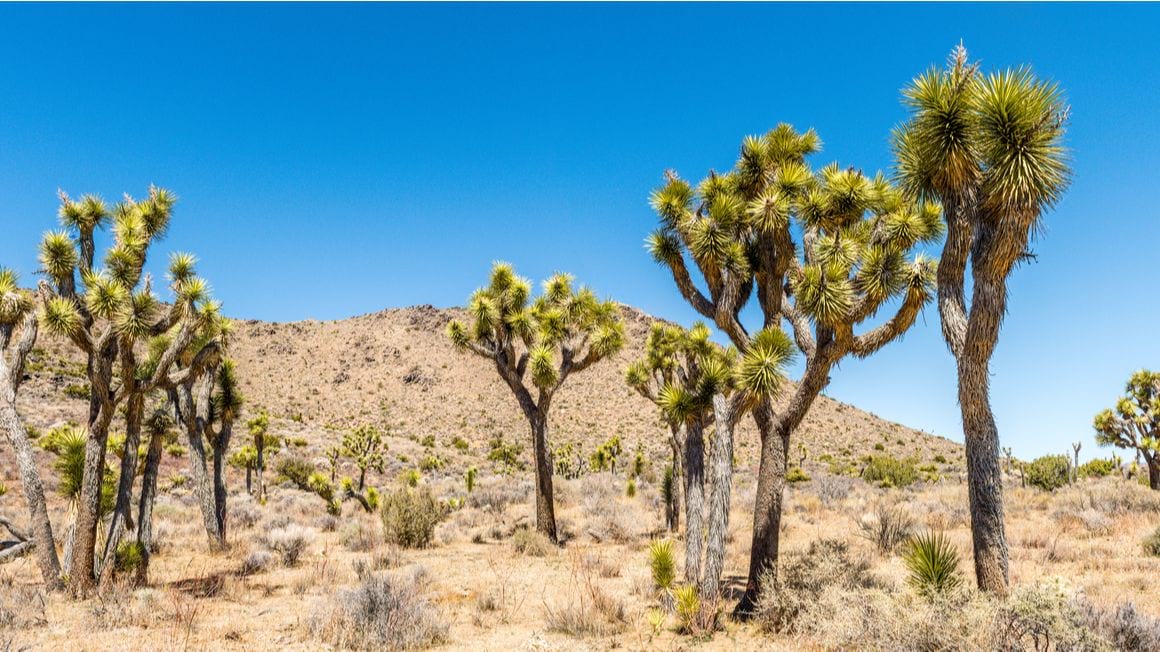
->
212 420 233 543
0 402 63 589
172 382 225 549
736 356 833 616
667 430 682 533
1147 454 1160 491
683 420 706 585
528 411 557 543
100 392 145 588
135 427 165 584
70 402 115 595
256 441 266 503
701 393 736 598
959 351 1009 594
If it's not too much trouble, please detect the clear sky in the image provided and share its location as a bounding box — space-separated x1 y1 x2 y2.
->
2 3 1158 461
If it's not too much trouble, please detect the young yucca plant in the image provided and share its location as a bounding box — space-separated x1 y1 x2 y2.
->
673 585 704 634
902 531 963 596
649 539 677 591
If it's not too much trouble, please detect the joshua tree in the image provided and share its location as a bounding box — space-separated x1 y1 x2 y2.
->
447 263 625 542
229 445 259 494
1002 447 1014 475
246 411 278 502
0 268 62 589
1071 442 1082 484
894 46 1070 594
36 188 213 595
626 322 720 582
342 424 387 491
649 125 940 613
1094 370 1160 490
134 407 173 583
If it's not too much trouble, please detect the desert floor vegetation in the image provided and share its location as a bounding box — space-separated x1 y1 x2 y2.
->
3 464 1159 650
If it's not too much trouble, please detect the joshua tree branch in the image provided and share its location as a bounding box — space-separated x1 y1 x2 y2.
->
850 289 927 358
8 311 38 391
937 194 971 359
662 254 717 321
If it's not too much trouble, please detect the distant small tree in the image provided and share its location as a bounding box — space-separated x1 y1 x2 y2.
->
1070 442 1082 484
1094 370 1160 490
246 411 278 502
1024 454 1070 492
447 263 625 542
342 424 387 492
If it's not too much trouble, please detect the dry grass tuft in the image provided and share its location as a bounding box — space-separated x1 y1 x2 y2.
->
310 566 448 651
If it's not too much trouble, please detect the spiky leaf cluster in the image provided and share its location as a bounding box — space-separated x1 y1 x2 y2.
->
447 262 624 391
650 124 941 334
1093 370 1160 458
894 45 1069 224
0 268 34 325
342 424 388 476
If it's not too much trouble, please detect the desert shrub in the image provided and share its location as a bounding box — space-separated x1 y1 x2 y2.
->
544 581 627 638
63 382 90 400
399 469 421 487
553 441 588 479
231 496 262 529
901 531 962 596
625 478 636 497
277 456 316 489
1051 507 1112 535
418 455 444 472
511 527 553 557
464 466 477 493
580 480 639 543
380 487 442 549
487 435 524 470
1083 601 1160 652
1078 458 1116 479
239 549 274 576
1057 478 1160 516
933 454 948 464
450 436 470 452
467 480 531 513
786 467 810 483
311 567 448 651
341 520 382 552
1025 454 1070 492
164 443 186 458
997 578 1108 651
756 538 875 633
648 540 676 591
814 475 852 506
861 455 919 488
1142 525 1160 557
420 434 435 448
857 505 916 554
266 524 315 566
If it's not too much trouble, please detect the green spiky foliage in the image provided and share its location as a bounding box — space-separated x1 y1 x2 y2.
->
649 539 677 591
894 46 1071 595
33 187 225 594
651 124 941 614
244 411 278 502
1094 370 1160 490
902 531 963 596
341 424 388 491
447 263 624 543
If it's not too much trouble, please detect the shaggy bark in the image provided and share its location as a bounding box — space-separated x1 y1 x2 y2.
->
529 412 557 543
0 313 63 589
683 420 705 584
98 391 144 589
173 378 224 549
135 426 165 584
701 393 740 598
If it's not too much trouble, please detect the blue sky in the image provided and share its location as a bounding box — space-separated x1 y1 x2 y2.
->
2 3 1158 460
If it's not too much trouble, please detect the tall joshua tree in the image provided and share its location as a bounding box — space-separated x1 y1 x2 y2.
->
894 46 1070 594
649 125 940 613
447 263 625 542
36 188 212 595
1094 370 1160 490
0 268 63 589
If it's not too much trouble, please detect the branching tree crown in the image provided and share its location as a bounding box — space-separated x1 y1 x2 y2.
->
447 262 625 410
1094 370 1160 490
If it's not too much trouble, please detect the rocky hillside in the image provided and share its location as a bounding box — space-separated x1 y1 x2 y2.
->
6 304 961 481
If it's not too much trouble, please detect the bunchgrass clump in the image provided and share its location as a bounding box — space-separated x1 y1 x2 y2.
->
857 505 916 554
511 527 553 557
266 524 315 566
1142 525 1160 557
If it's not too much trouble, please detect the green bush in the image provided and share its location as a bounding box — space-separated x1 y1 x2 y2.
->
1143 526 1160 557
381 487 443 549
1078 458 1116 479
420 434 436 448
625 478 637 497
861 455 919 488
787 467 811 483
63 383 89 400
902 531 962 596
419 455 445 472
277 456 316 489
1025 454 1070 491
487 436 524 470
465 466 477 493
450 436 470 452
933 454 948 464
